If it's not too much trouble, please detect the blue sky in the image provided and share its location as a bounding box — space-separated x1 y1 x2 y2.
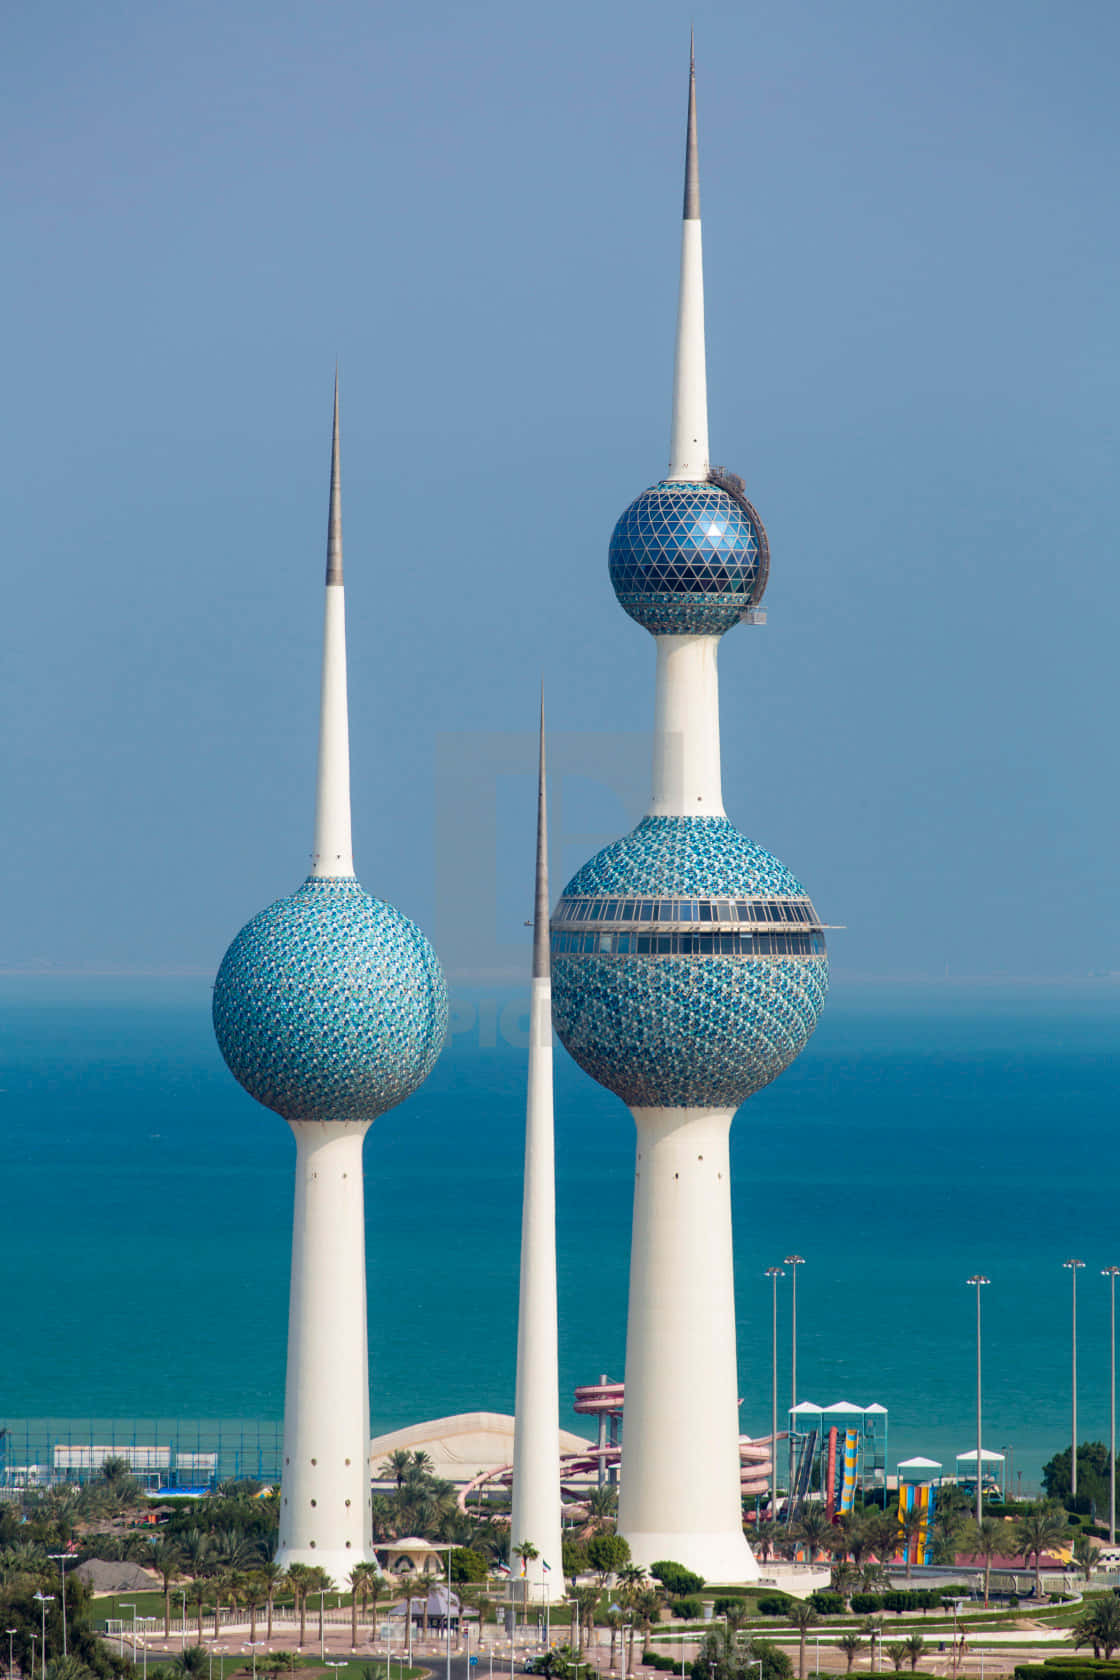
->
3 0 1118 979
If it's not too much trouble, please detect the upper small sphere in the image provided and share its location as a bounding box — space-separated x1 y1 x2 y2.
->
213 876 447 1123
609 478 769 636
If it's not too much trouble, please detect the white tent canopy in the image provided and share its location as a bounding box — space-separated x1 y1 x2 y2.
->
899 1456 943 1470
956 1448 1005 1462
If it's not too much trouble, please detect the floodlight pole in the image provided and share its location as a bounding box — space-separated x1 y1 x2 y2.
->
47 1555 73 1659
1064 1260 1085 1497
1104 1267 1120 1544
765 1267 785 1515
966 1276 989 1523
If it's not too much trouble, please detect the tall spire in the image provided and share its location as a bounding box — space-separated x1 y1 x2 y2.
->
668 37 709 481
532 692 550 980
509 693 563 1601
311 371 355 876
326 368 343 585
683 30 700 220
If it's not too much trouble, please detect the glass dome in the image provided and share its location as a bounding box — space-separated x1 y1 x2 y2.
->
609 478 768 636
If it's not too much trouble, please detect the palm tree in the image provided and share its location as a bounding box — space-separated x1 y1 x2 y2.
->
885 1644 907 1673
381 1451 414 1491
174 1531 212 1577
606 1608 623 1671
902 1634 926 1672
753 1521 780 1564
896 1506 926 1581
1014 1503 1068 1599
512 1541 539 1605
571 1587 599 1657
1073 1593 1120 1660
787 1601 819 1680
582 1486 618 1535
632 1586 662 1666
150 1542 185 1639
185 1581 207 1642
830 1562 860 1611
287 1563 314 1647
835 1633 864 1673
1072 1533 1096 1585
795 1505 836 1564
244 1573 267 1643
349 1562 376 1648
306 1567 332 1647
835 1511 877 1571
368 1570 393 1640
173 1650 208 1680
258 1562 286 1644
963 1517 1002 1609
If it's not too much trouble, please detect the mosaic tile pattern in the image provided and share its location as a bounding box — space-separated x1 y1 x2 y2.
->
609 480 767 636
558 816 807 900
551 816 828 1107
213 876 447 1123
551 948 829 1108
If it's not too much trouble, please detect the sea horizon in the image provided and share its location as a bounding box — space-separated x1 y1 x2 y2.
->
2 973 1117 1496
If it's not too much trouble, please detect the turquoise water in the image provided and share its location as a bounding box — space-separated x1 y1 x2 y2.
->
1 976 1117 1486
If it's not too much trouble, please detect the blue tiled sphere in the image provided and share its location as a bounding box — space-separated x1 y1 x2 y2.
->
213 876 447 1123
609 480 768 636
551 817 828 1109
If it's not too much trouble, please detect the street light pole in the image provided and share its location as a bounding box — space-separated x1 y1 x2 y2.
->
1064 1260 1085 1498
1104 1268 1120 1544
966 1277 989 1523
47 1555 74 1659
784 1256 805 1411
765 1267 785 1516
32 1594 54 1680
6 1629 17 1680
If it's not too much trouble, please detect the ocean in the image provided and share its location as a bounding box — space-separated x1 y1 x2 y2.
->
1 975 1117 1490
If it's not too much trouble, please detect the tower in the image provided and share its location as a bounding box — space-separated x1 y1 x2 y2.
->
212 380 448 1583
508 702 563 1604
549 49 830 1581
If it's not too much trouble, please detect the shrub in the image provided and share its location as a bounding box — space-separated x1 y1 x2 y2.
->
850 1595 883 1615
651 1561 706 1596
809 1592 844 1615
669 1598 705 1621
642 1655 683 1673
757 1594 794 1617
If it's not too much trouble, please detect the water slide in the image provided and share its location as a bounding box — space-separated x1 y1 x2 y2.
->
837 1428 860 1514
898 1481 936 1567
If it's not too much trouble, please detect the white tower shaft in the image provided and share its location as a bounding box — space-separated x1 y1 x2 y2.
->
617 1106 758 1581
667 49 709 483
276 1121 374 1579
649 634 725 817
312 376 355 878
510 706 563 1602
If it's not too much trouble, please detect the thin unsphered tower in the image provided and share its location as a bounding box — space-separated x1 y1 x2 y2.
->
550 49 830 1582
509 702 563 1604
212 381 447 1582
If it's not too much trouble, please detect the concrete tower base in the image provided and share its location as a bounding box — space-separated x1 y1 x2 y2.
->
276 1121 376 1582
617 1106 758 1584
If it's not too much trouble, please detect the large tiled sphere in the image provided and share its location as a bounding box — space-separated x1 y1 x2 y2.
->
551 816 828 1109
213 876 447 1122
609 480 768 635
